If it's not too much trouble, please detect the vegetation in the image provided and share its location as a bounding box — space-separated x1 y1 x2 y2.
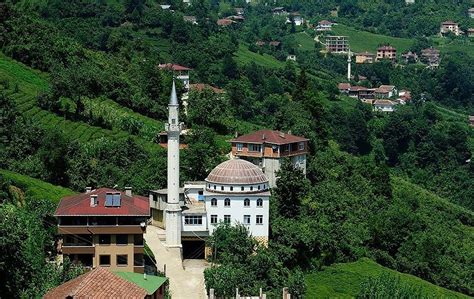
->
305 258 468 299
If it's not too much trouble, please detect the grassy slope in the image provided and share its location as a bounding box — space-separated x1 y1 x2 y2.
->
235 44 285 68
0 169 75 203
305 258 468 299
294 32 316 51
331 24 414 53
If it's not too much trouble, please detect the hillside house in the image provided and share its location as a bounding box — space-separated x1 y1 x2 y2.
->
183 16 197 25
43 267 167 299
326 36 349 53
469 8 474 18
272 7 288 16
338 82 351 94
54 187 149 273
287 12 304 26
421 47 440 68
401 51 418 63
217 18 234 26
397 90 412 104
440 21 460 36
356 52 375 64
269 41 282 48
316 20 333 31
376 46 397 62
375 85 397 98
286 54 297 61
374 100 397 112
158 63 192 90
230 130 309 187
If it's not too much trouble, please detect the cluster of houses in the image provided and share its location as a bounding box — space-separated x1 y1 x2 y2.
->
353 46 441 68
338 83 411 112
272 7 305 26
439 20 474 37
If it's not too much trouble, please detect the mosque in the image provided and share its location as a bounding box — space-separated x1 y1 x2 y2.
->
150 81 271 259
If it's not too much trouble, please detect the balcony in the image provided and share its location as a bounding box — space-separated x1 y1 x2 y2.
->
62 245 95 255
58 225 145 235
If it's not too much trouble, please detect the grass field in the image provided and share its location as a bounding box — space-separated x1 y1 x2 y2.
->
294 32 316 52
305 258 468 299
331 24 414 53
0 169 75 203
235 44 285 68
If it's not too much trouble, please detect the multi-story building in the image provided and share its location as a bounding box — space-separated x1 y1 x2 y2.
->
440 21 460 36
229 129 309 187
158 63 192 90
421 47 440 68
376 46 397 62
355 52 375 64
55 187 149 273
326 36 349 53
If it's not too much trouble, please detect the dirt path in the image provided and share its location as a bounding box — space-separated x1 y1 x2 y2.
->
144 225 208 299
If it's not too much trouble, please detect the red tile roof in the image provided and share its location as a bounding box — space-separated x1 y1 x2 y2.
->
158 63 192 71
43 267 148 298
230 129 308 145
189 83 225 93
55 188 149 216
269 41 281 46
217 18 234 26
338 83 351 90
319 20 332 25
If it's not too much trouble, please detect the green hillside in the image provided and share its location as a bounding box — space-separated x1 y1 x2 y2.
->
331 24 414 53
235 44 285 68
0 169 75 203
305 258 468 299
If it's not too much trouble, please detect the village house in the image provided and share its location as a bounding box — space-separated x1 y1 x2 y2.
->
316 20 333 31
230 129 309 187
421 47 440 68
287 12 304 26
355 52 375 64
272 7 288 16
469 8 474 18
375 85 397 98
43 267 167 299
217 18 234 26
376 45 397 62
183 15 197 25
338 82 351 94
326 36 349 53
54 187 149 273
401 51 419 64
286 54 297 61
373 99 397 112
440 21 460 36
160 4 171 10
269 40 281 48
158 63 192 90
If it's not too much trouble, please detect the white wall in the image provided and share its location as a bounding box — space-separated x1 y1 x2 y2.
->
182 213 208 232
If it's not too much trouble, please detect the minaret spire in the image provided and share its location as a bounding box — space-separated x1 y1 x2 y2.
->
347 49 352 81
165 79 182 247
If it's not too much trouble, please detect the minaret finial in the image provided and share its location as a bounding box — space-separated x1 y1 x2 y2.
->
170 79 178 106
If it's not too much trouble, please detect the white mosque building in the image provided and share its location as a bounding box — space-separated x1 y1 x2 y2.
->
151 81 271 259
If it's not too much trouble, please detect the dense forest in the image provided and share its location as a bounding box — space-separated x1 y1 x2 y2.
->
0 0 473 297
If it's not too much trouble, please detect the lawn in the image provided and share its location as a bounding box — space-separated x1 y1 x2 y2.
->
305 258 468 299
0 169 75 203
235 44 285 68
331 24 414 54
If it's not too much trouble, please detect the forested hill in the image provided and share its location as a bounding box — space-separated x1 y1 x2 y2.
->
0 0 473 297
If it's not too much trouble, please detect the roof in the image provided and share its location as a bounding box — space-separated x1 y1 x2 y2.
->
441 21 458 25
189 83 225 93
378 85 396 91
43 267 148 298
357 51 375 56
55 188 149 216
319 20 332 25
217 18 234 26
158 63 192 71
269 41 281 46
230 129 308 145
115 272 167 295
374 99 396 106
421 47 440 55
378 46 396 51
349 86 368 91
338 83 351 90
206 159 268 185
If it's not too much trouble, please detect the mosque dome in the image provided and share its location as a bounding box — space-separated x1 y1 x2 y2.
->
206 159 268 185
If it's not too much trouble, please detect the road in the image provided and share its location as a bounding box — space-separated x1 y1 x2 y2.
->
144 225 208 299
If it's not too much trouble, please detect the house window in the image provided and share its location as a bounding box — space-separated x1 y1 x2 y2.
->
257 198 263 207
224 198 230 207
211 198 217 207
184 215 203 225
248 144 262 152
211 215 217 224
134 254 144 266
134 234 144 246
116 234 128 245
99 235 111 245
298 142 305 150
243 215 251 225
283 144 290 152
117 255 128 266
256 215 263 225
224 215 231 224
99 255 110 266
244 198 250 207
152 195 157 202
237 143 243 151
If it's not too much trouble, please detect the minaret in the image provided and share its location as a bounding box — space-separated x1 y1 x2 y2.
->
347 49 352 81
165 80 182 247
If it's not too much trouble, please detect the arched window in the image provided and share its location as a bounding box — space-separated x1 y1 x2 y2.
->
211 198 217 207
241 186 244 191
221 186 224 191
224 198 231 207
230 186 233 191
250 186 254 191
244 198 250 207
257 198 263 207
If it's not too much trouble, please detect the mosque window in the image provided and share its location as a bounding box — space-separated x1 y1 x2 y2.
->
230 186 233 191
244 198 250 207
241 186 244 191
184 216 202 225
221 186 224 191
210 215 217 224
256 215 263 225
211 198 217 206
257 198 263 207
243 215 251 225
250 186 254 191
224 215 231 224
224 198 231 207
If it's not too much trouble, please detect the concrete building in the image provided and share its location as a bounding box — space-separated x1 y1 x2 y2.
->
377 46 397 62
356 52 375 64
54 187 149 273
326 36 349 53
440 21 460 36
158 63 192 90
44 267 167 299
229 130 309 188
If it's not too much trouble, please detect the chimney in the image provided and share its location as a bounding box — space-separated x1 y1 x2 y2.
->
125 187 132 197
90 195 98 207
85 186 92 193
262 134 266 140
